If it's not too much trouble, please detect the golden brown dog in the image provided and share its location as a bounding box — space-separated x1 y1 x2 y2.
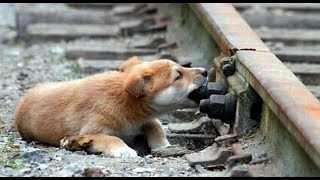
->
15 56 207 157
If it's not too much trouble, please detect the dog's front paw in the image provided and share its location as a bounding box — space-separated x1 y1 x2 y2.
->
109 146 138 158
60 136 93 151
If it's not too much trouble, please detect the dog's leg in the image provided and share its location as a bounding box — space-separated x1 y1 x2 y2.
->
60 134 138 158
142 118 171 150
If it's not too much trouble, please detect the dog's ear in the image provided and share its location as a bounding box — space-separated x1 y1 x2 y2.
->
119 56 143 72
125 72 151 98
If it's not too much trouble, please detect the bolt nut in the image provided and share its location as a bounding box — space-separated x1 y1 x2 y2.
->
199 93 237 124
188 82 228 103
207 82 228 96
222 63 235 77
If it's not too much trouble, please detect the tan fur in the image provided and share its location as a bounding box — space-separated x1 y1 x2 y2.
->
14 57 207 157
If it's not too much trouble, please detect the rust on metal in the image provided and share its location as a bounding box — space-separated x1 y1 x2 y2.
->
167 116 212 133
189 3 270 56
185 143 234 167
188 2 320 169
236 50 320 168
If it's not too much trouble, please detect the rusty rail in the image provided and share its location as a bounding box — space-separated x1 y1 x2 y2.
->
190 3 320 171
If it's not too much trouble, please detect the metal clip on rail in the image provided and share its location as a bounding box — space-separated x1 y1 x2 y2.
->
189 82 237 124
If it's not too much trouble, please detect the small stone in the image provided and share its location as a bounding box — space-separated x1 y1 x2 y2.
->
142 172 151 177
19 149 47 163
17 62 24 68
144 154 153 159
53 156 62 161
228 164 248 177
132 167 156 173
82 167 105 177
50 46 65 55
138 159 146 166
69 163 84 174
38 164 48 170
20 168 32 174
194 165 207 174
185 166 193 171
75 151 87 155
8 49 21 57
100 167 112 176
51 169 74 177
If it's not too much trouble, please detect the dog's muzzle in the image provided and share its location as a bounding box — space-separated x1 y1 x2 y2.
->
188 76 208 103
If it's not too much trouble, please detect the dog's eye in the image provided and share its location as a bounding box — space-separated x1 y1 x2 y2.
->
175 71 183 81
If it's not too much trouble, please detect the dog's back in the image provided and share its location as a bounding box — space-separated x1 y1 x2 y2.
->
15 80 82 145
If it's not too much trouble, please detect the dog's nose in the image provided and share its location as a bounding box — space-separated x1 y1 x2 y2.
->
201 69 208 77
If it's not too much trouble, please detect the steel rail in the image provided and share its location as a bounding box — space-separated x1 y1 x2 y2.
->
189 3 320 168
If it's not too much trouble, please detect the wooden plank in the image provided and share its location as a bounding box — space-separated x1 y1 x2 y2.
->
233 3 320 11
25 23 120 43
284 62 320 86
284 62 320 74
77 59 126 74
66 3 115 9
0 4 15 27
307 86 320 99
241 13 320 29
27 23 119 37
255 28 320 43
16 8 117 26
66 46 158 60
274 50 320 63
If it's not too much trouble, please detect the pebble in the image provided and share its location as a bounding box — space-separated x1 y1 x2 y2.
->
82 167 105 177
19 149 48 163
194 165 207 174
138 159 146 166
20 168 32 174
74 151 87 155
68 163 85 174
7 49 21 57
53 156 62 161
132 167 156 173
17 62 24 68
38 164 48 170
51 169 74 177
50 46 65 55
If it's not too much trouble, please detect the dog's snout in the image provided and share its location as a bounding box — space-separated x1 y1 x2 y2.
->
201 69 208 77
189 67 208 77
195 68 207 77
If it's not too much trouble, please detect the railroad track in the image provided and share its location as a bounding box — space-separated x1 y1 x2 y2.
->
233 3 320 100
1 3 320 177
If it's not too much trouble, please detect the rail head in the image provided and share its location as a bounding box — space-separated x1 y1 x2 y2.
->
189 3 270 55
190 3 320 168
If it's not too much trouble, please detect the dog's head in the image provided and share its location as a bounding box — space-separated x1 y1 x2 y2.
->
121 56 207 113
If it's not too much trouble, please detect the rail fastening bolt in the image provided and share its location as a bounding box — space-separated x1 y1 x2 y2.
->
199 92 236 124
